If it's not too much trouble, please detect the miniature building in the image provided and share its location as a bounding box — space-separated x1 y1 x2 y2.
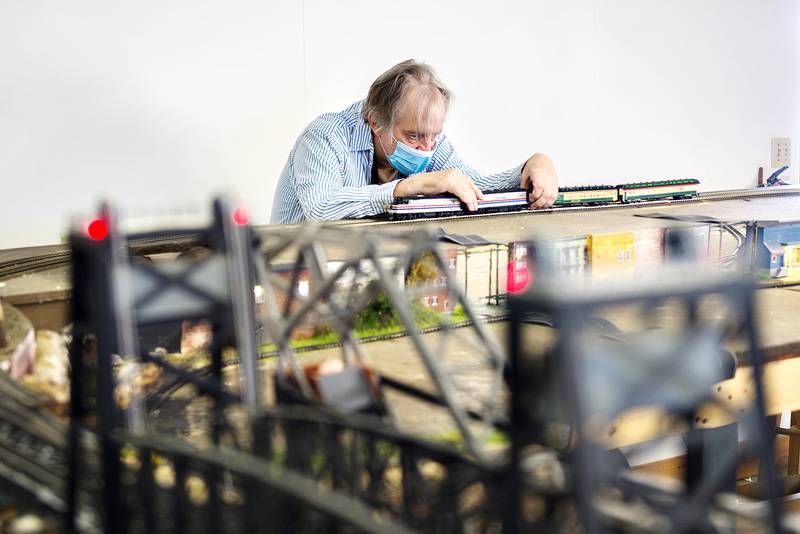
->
784 243 800 273
750 221 800 278
416 248 458 312
634 228 666 270
587 231 636 278
554 236 588 280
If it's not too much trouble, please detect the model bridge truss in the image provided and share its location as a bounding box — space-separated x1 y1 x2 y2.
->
254 224 508 461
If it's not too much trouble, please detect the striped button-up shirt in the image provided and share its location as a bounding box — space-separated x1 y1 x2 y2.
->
270 100 525 224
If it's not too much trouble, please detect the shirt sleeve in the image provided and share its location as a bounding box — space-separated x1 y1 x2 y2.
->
426 136 525 191
293 129 399 221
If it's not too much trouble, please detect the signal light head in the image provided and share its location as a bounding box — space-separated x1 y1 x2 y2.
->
506 260 529 293
87 218 109 241
232 207 249 226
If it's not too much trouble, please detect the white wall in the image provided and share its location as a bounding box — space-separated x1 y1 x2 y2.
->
1 1 798 248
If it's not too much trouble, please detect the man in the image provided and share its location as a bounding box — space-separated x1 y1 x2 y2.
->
270 59 558 224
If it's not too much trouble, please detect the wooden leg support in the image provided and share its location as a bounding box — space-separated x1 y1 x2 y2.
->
0 300 8 349
788 412 800 476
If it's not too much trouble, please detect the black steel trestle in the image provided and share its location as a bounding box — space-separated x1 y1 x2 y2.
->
506 234 784 533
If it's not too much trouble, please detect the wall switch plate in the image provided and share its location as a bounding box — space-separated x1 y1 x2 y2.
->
772 137 791 168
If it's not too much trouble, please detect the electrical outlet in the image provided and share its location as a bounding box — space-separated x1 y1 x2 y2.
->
771 137 791 168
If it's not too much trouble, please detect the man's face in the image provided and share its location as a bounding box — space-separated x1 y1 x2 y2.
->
388 106 444 152
371 89 446 161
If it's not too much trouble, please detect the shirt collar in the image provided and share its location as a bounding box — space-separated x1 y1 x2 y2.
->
349 117 374 152
346 100 374 152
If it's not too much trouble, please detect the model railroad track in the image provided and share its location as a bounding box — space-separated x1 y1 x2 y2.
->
2 187 799 281
0 230 201 281
0 371 69 512
0 246 73 281
215 312 514 368
344 185 800 227
226 307 570 369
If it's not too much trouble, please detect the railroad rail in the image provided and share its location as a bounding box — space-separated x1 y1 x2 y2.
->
0 371 69 513
0 231 200 281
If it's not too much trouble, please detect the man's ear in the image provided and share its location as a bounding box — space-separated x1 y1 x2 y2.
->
367 112 380 132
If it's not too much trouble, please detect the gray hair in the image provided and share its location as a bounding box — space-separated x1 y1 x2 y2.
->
361 59 452 129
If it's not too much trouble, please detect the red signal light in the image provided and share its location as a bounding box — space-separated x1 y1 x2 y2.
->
87 218 109 241
232 207 249 226
506 260 529 293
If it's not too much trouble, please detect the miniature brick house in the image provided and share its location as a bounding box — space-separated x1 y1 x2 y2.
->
417 248 458 312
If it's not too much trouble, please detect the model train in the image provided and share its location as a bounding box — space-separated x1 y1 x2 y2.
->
387 178 700 220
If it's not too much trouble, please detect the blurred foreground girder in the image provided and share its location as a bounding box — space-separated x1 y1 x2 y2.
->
508 244 783 533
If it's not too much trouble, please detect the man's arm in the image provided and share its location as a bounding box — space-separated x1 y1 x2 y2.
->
428 136 524 190
294 129 398 220
393 169 484 211
428 136 558 208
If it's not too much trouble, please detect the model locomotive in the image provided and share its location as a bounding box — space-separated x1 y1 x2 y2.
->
387 178 700 220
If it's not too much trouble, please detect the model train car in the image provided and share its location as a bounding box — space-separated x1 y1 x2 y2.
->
387 178 699 220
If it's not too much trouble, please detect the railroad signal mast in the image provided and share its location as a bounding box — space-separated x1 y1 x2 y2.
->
66 198 262 533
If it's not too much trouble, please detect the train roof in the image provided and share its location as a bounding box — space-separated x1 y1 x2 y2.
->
618 179 700 187
558 185 617 191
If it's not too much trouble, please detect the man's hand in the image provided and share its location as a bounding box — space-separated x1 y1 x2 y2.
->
394 169 485 211
521 153 558 209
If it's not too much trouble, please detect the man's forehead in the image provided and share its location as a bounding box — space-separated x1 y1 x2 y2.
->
395 86 446 130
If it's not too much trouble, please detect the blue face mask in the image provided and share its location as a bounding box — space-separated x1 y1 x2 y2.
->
378 133 434 175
